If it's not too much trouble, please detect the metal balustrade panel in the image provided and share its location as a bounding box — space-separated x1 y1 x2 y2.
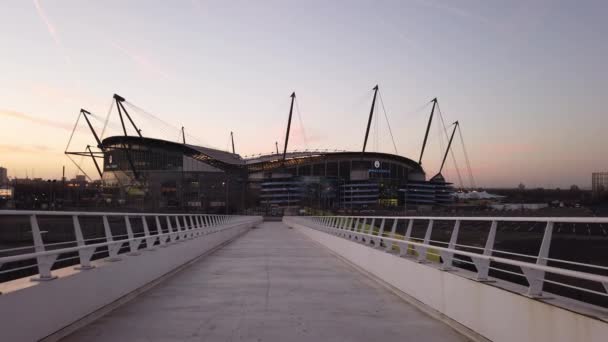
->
0 211 257 285
292 215 608 309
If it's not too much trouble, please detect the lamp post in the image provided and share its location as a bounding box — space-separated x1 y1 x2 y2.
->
222 180 228 214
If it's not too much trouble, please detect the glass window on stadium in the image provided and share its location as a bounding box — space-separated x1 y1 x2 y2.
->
326 162 338 177
299 164 312 176
312 163 325 176
352 160 371 170
339 161 350 180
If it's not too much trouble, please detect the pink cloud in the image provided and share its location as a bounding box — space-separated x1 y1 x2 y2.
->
0 144 53 154
0 109 73 131
33 0 72 66
479 142 540 155
110 42 174 81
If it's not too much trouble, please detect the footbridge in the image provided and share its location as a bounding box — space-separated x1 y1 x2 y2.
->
0 212 606 342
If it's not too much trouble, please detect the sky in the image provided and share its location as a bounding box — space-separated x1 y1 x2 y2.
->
0 0 607 188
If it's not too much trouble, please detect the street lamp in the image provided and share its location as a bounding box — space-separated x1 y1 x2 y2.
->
222 180 228 214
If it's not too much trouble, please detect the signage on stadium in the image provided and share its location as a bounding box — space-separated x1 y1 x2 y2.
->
368 169 390 174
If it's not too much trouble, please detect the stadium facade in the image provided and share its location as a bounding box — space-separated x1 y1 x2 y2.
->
67 89 457 213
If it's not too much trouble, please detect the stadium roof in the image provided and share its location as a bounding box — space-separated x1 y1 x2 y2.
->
101 136 244 166
101 136 424 173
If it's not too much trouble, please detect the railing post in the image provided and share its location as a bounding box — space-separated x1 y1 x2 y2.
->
195 215 202 236
399 219 414 256
416 220 434 262
375 218 386 248
183 216 191 238
30 214 58 281
366 218 375 244
156 216 168 247
357 218 367 241
188 216 196 239
104 216 121 261
351 217 359 239
174 216 184 241
205 215 211 231
166 216 176 243
142 216 156 250
194 215 201 234
523 221 553 297
125 215 140 255
340 217 348 236
73 215 95 270
385 219 399 252
335 217 342 235
345 217 351 234
441 220 460 271
473 220 497 281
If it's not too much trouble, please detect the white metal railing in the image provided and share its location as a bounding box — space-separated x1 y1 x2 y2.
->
291 215 608 303
0 210 253 283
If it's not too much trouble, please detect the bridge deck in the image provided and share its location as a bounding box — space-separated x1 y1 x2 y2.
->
64 222 466 341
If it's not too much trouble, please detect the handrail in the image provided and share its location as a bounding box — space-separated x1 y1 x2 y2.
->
289 215 608 305
0 210 258 284
0 210 237 217
302 215 608 224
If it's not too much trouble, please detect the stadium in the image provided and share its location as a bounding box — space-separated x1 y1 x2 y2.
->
66 88 459 213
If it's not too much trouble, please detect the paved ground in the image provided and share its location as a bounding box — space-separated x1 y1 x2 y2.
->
64 222 467 342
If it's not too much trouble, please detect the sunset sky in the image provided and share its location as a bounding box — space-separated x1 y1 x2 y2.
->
1 0 607 188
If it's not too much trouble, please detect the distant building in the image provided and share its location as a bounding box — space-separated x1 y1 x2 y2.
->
592 172 608 196
0 167 7 185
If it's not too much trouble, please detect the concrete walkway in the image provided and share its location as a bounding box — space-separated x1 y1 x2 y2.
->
64 222 467 342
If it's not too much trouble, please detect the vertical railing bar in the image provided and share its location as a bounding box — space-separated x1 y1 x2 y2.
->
376 218 386 248
474 220 497 281
166 216 175 243
104 215 121 261
416 219 434 262
385 218 399 252
524 221 554 297
155 216 167 246
29 214 58 281
73 215 95 269
367 218 376 245
125 215 139 255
